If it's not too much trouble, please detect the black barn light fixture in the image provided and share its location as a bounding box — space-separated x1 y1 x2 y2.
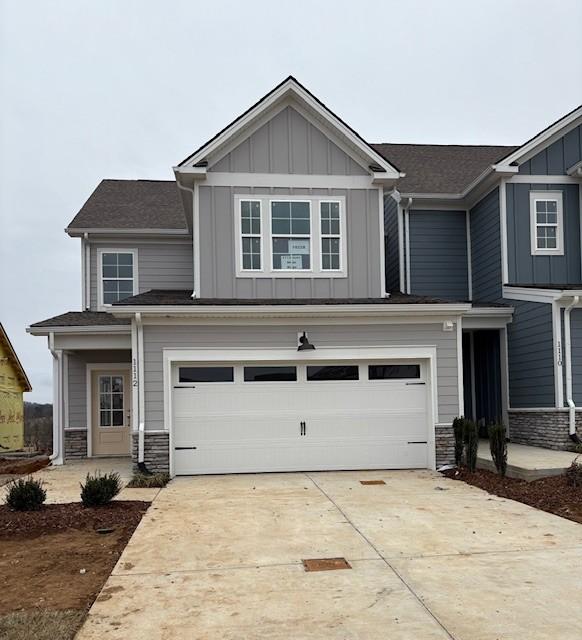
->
298 331 316 351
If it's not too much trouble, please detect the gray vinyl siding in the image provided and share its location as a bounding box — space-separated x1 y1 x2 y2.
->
198 186 382 299
143 323 460 431
209 106 368 176
470 188 502 302
383 195 400 292
569 309 582 405
67 350 131 429
89 240 193 309
506 183 581 284
519 124 582 174
506 299 554 408
408 211 469 301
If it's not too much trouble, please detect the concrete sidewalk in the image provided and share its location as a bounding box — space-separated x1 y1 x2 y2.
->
77 470 582 639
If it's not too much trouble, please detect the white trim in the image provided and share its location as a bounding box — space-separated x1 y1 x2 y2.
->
456 318 464 417
235 197 264 275
85 363 131 458
469 331 477 421
502 285 567 303
131 319 139 433
163 344 439 475
507 175 582 184
67 228 189 237
552 301 564 408
465 209 472 300
404 208 411 294
63 353 69 430
379 187 386 297
27 325 131 336
96 248 139 311
529 191 564 256
204 172 376 190
193 182 201 297
493 108 582 170
397 204 405 292
499 179 509 284
81 236 86 309
268 197 313 274
500 326 509 427
177 78 401 177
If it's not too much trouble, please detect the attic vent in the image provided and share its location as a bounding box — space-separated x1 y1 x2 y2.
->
302 558 352 572
369 164 385 173
193 160 208 168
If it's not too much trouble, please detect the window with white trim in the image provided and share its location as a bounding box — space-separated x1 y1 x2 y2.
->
98 250 138 306
320 201 341 270
235 195 346 278
240 200 262 270
530 191 564 256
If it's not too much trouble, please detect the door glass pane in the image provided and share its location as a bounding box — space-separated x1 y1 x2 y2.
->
112 376 124 392
112 393 123 409
112 411 124 426
368 364 421 380
244 366 297 382
307 365 359 381
100 394 111 410
100 410 111 427
179 367 234 383
100 376 111 393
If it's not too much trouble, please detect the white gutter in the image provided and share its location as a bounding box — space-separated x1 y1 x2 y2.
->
135 312 147 465
48 332 63 464
174 179 198 299
563 295 580 440
404 197 412 294
84 233 90 310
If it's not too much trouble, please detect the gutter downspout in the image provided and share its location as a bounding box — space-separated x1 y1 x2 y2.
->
404 197 412 294
564 295 581 443
175 180 198 299
135 312 150 472
48 332 63 464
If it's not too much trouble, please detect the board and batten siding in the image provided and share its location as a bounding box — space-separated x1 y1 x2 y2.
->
209 106 368 176
519 124 582 175
383 195 400 292
198 186 382 299
470 188 502 303
142 323 460 431
408 211 469 301
89 240 193 309
505 299 554 408
506 183 581 285
67 350 132 429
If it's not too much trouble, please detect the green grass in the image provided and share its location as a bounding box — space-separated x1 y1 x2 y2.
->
0 609 86 640
126 472 170 488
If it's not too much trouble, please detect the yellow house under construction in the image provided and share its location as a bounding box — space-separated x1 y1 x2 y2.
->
0 323 32 452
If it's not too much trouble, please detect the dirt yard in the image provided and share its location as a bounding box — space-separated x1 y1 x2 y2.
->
442 467 582 524
0 501 149 639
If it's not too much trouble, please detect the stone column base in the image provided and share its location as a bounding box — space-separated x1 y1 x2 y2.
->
435 423 455 467
131 432 170 474
64 429 88 460
508 410 582 450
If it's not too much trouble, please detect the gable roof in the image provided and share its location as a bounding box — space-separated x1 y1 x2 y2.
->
371 143 517 195
66 180 189 234
176 76 402 177
0 323 32 392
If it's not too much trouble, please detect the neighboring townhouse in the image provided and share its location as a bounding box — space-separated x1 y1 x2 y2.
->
28 77 582 475
0 323 32 451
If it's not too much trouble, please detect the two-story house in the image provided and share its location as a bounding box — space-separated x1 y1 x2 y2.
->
28 77 582 476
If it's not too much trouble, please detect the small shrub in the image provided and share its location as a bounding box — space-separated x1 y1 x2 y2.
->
488 423 508 477
452 417 465 466
566 457 582 487
80 472 122 507
5 476 46 511
463 420 479 473
127 472 170 488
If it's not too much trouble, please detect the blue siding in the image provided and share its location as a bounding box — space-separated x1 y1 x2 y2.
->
383 195 400 292
408 211 469 300
470 188 502 302
569 309 582 405
519 124 582 174
506 299 555 408
507 183 581 285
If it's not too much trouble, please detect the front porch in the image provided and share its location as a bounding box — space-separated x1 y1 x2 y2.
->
477 440 579 481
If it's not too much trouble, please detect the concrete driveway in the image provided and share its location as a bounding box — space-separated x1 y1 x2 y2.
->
77 470 582 639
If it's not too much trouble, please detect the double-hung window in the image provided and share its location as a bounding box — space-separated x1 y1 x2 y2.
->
98 249 138 306
530 191 564 256
235 195 346 277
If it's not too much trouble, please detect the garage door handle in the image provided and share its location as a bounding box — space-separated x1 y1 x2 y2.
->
407 441 427 445
300 421 306 436
174 446 197 450
405 382 425 385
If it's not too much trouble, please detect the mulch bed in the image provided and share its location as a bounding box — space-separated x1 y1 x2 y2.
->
0 501 149 619
442 467 582 524
0 456 50 475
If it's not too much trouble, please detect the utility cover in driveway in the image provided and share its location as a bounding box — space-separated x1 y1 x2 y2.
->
302 558 352 572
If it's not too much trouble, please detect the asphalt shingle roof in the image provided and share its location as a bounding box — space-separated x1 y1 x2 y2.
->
30 312 131 328
371 144 518 194
66 180 188 231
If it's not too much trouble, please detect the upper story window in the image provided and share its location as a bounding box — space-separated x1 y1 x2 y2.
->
97 249 138 307
530 191 564 256
234 195 346 278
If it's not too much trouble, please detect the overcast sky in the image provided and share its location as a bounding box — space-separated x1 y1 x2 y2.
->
1 0 581 403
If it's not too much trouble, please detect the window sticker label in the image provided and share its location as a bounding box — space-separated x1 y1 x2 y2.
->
288 240 310 254
280 255 303 269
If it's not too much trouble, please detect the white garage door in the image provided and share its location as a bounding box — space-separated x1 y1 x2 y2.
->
172 361 429 475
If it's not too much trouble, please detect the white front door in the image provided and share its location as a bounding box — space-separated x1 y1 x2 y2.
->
92 370 131 456
172 361 429 475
